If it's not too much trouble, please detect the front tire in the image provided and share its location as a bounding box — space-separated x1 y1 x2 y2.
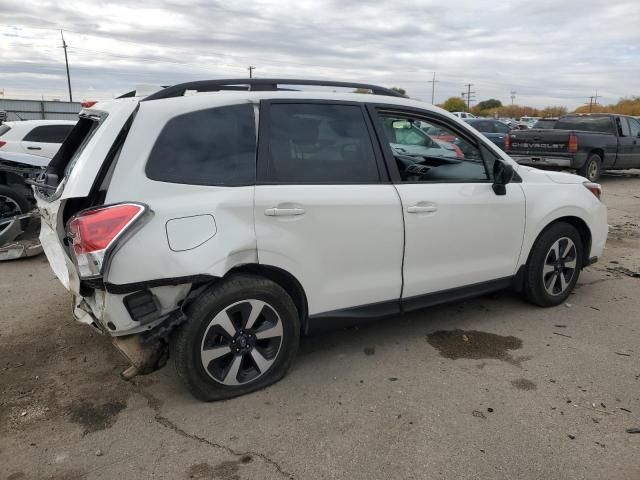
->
577 153 602 181
523 222 583 307
172 274 300 401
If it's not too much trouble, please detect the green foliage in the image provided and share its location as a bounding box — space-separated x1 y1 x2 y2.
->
391 87 407 97
476 99 502 111
440 97 467 112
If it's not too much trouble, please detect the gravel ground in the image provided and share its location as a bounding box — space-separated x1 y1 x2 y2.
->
1 172 639 480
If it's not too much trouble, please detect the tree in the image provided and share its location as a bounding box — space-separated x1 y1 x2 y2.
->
391 87 407 97
353 88 371 94
440 97 466 112
540 106 568 118
476 99 502 111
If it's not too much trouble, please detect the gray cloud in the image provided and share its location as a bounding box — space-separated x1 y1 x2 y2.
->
0 0 638 107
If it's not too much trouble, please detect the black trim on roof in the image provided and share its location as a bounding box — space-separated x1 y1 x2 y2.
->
140 78 404 101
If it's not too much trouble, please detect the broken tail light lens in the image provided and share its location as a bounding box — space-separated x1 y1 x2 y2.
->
583 182 602 200
67 203 147 278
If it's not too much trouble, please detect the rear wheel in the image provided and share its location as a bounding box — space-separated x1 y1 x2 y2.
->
0 185 31 244
577 153 602 182
172 274 300 401
523 222 583 307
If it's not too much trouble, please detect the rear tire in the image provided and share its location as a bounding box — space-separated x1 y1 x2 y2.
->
172 274 300 401
0 185 31 244
523 222 583 307
577 154 602 182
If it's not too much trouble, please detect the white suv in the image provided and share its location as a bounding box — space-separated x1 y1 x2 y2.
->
35 79 607 401
0 120 76 159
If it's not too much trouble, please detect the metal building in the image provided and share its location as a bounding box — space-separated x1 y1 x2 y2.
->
0 99 81 121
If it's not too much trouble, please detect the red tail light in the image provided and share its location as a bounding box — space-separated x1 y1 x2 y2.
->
0 141 6 148
67 203 146 278
504 134 510 151
583 182 602 200
81 100 97 108
568 134 578 153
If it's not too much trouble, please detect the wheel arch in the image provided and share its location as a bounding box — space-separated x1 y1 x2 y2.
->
524 215 592 270
226 264 310 335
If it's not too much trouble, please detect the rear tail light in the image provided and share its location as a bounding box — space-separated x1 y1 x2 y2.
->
81 100 97 108
568 134 578 153
67 203 147 278
504 134 510 151
0 141 6 148
583 182 602 200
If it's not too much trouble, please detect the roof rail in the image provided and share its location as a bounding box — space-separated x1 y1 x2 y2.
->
140 78 404 101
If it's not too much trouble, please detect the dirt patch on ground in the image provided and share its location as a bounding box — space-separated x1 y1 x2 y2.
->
510 378 537 391
426 329 526 366
187 456 253 480
65 399 128 435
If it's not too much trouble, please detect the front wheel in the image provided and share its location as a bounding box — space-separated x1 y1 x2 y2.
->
523 222 583 307
172 274 300 401
577 154 602 182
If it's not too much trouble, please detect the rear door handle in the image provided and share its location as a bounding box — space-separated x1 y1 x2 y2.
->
264 207 305 217
27 146 42 150
407 205 437 214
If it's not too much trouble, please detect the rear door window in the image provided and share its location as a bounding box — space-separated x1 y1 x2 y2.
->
146 104 256 186
259 103 379 183
23 124 74 143
628 118 640 137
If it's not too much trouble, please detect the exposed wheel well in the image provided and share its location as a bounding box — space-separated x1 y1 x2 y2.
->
589 149 604 161
227 264 309 334
531 216 592 267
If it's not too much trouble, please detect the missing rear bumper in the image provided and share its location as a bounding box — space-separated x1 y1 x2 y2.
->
113 335 168 380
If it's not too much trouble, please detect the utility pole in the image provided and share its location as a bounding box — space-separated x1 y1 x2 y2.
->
60 30 72 102
248 66 256 78
462 84 475 112
427 72 439 104
588 96 594 112
510 90 517 106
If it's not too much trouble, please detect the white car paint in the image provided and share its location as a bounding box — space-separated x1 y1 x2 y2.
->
452 112 476 119
36 89 607 338
0 120 76 159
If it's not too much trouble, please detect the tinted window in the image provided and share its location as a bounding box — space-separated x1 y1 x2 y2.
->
146 104 256 186
554 116 614 133
379 112 488 183
628 118 640 137
0 125 10 137
23 124 74 143
264 103 378 183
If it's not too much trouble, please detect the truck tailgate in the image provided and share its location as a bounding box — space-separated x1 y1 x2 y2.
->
508 130 570 155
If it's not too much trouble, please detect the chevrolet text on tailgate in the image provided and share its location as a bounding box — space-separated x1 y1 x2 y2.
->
506 113 640 181
35 79 608 401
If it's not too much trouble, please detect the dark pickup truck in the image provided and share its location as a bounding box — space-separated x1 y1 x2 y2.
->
506 114 640 181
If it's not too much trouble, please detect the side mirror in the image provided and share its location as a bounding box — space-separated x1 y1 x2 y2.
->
492 160 514 195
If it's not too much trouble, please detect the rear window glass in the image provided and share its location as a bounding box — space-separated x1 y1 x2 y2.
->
554 116 614 133
0 125 10 137
23 124 74 143
146 104 256 186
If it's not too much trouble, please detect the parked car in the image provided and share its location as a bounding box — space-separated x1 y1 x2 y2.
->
452 111 476 119
506 113 640 181
464 118 511 150
35 78 607 401
0 120 76 159
532 118 558 129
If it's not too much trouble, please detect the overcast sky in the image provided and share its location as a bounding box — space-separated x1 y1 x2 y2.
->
1 0 638 108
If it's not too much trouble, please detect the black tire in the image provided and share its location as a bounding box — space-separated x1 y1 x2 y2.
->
523 222 583 307
0 185 31 243
577 153 602 182
172 273 300 401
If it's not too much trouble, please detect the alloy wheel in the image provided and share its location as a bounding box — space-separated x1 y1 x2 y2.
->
200 299 283 386
0 194 21 237
542 237 577 296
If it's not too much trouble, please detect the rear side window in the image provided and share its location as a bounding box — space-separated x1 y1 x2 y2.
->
0 125 10 137
262 103 379 183
23 124 74 143
493 121 510 133
554 116 614 134
628 118 640 137
146 104 256 186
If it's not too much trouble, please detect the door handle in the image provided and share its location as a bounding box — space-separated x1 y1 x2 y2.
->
265 207 305 217
407 205 437 214
27 146 42 150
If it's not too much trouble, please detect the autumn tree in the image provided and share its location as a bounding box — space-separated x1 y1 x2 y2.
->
540 106 568 118
440 97 466 112
391 87 407 97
